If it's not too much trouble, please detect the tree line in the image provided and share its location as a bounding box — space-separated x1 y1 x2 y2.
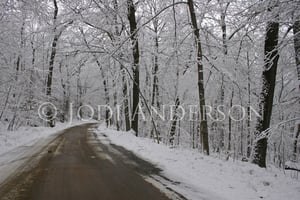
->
0 0 299 168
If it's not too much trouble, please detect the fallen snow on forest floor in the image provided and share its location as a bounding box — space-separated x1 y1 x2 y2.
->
97 125 300 200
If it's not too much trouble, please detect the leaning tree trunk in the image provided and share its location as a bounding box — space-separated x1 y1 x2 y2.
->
45 0 59 127
251 15 279 168
187 0 210 155
127 0 140 136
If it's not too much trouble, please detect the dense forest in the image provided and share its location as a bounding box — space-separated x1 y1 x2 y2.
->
0 0 299 169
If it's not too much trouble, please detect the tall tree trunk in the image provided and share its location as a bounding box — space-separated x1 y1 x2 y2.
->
251 15 279 168
13 19 25 99
151 18 160 109
219 2 229 152
127 0 140 136
15 20 25 82
292 15 300 160
293 15 300 90
228 90 234 152
113 78 120 131
121 66 131 131
246 51 252 158
187 0 210 155
104 77 110 127
58 58 71 122
59 61 66 122
149 3 161 138
45 0 59 127
29 39 36 108
76 66 83 118
112 0 130 131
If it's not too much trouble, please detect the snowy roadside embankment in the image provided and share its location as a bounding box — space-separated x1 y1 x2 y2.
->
97 125 300 200
0 120 90 155
1 123 62 156
0 120 93 184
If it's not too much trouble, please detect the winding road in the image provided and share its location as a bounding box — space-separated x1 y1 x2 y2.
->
0 123 176 200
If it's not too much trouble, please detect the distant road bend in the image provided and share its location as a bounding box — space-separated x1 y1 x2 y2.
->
0 123 184 200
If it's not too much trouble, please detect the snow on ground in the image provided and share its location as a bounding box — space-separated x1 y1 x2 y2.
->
97 125 300 200
0 120 89 155
0 120 91 184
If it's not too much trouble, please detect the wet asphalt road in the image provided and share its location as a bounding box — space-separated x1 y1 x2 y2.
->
0 124 172 200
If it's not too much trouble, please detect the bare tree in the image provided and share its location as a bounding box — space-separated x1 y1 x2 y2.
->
187 0 210 155
45 0 59 127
